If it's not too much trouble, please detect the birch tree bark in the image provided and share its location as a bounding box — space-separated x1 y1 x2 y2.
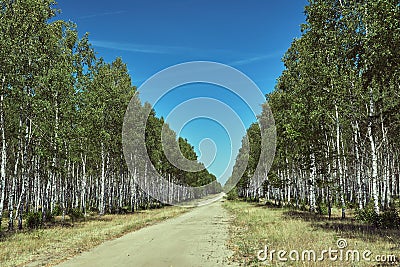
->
0 77 6 229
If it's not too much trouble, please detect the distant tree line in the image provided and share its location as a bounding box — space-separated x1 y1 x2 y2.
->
229 0 400 221
0 0 220 231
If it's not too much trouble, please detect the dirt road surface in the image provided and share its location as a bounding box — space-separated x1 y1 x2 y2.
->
55 199 235 267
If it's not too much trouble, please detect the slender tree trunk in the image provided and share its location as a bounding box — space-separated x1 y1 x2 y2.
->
99 142 106 216
81 152 87 216
353 121 363 210
16 119 30 230
8 146 20 231
368 92 380 215
335 104 345 219
0 79 7 230
130 168 136 213
380 113 390 208
309 151 316 212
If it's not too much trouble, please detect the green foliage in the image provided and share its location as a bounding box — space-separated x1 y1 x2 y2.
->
68 208 84 222
45 212 55 223
88 206 99 214
2 210 9 220
118 206 130 214
299 203 308 212
378 208 400 229
346 201 357 210
285 202 297 210
0 0 222 229
25 211 43 229
264 200 282 208
227 123 263 197
226 188 238 201
144 110 218 189
316 203 328 216
355 201 378 224
52 205 62 217
315 196 328 215
229 0 400 217
356 202 400 229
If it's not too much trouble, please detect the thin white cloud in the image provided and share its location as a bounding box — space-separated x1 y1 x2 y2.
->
92 40 170 54
230 52 283 66
91 39 283 64
79 11 127 20
91 40 235 56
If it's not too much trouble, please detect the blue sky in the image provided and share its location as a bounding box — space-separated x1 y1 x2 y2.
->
56 0 308 184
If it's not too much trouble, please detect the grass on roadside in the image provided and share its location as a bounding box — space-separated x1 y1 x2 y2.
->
0 206 187 267
224 200 400 267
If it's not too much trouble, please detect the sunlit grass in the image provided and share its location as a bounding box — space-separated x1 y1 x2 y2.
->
224 200 400 266
0 206 187 267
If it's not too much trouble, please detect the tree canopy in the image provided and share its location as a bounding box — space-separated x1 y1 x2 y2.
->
0 0 220 230
230 0 400 219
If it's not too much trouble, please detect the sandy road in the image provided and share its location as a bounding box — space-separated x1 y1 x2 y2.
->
56 199 235 267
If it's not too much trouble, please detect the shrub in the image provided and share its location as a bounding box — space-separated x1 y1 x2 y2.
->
355 203 400 229
25 211 43 229
355 204 379 225
316 202 328 215
346 201 357 209
52 205 62 217
378 208 400 229
264 200 282 208
44 210 55 223
285 202 297 210
68 208 84 222
119 206 130 214
88 206 99 213
315 196 328 215
300 203 307 211
226 188 238 201
2 210 9 219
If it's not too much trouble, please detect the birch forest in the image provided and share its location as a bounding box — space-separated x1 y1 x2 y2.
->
0 0 220 231
230 0 400 223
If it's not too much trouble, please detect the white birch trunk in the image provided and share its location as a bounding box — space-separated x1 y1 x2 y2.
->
335 104 345 218
99 142 106 215
353 121 363 209
81 152 87 216
0 80 6 229
368 93 380 214
309 152 316 212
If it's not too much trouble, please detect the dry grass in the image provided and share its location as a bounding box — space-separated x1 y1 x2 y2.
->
0 206 187 267
224 200 400 267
